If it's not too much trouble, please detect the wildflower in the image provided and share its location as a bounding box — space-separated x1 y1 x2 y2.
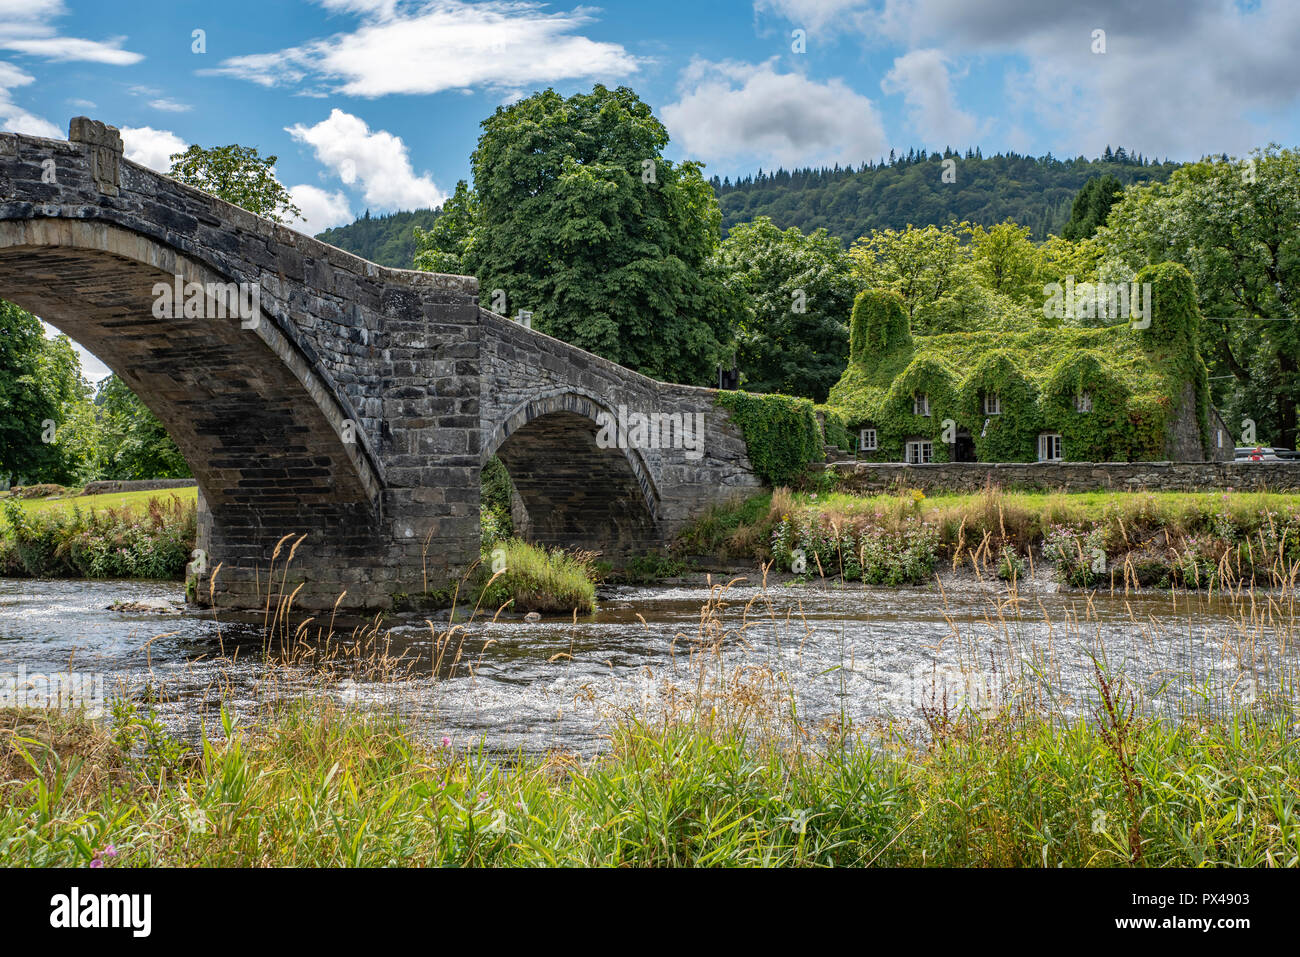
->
441 736 450 748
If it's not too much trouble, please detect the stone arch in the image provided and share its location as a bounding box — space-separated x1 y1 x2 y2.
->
483 390 661 555
0 217 387 605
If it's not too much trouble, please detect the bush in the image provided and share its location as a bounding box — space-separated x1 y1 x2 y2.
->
1 495 196 580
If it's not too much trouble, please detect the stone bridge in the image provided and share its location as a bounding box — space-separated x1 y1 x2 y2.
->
0 120 760 610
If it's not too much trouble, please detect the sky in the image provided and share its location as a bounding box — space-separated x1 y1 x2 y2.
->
3 0 1299 381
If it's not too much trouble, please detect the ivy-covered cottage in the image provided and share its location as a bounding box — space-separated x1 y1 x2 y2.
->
826 262 1230 465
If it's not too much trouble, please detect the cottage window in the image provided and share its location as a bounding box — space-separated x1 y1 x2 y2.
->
983 391 1001 415
1038 433 1063 462
1075 391 1092 413
859 428 878 452
913 393 931 417
905 440 933 464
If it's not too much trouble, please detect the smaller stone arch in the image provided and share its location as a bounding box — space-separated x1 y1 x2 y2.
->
483 390 662 555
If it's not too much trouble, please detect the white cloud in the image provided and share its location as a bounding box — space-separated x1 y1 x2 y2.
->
286 108 445 210
754 0 871 34
208 0 640 97
288 183 353 233
149 98 192 113
881 49 979 146
119 126 188 172
661 58 888 169
0 1 143 65
865 0 1300 158
0 61 62 138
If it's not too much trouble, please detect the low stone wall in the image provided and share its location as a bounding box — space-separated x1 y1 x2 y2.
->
81 478 198 496
825 460 1300 494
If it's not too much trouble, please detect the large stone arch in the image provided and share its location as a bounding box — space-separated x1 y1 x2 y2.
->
483 390 661 555
0 217 386 606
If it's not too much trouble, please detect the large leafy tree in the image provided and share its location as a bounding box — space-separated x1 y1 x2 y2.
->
1098 146 1300 449
460 85 735 384
0 301 98 485
714 217 856 401
168 144 301 224
94 375 190 480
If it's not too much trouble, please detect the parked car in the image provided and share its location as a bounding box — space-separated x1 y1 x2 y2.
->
1234 446 1284 461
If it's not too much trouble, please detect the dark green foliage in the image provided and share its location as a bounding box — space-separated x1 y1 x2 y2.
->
94 375 190 480
714 217 856 402
465 85 736 385
1062 174 1124 240
715 391 824 486
1041 353 1133 461
319 208 441 268
849 289 911 362
412 181 474 273
480 454 514 546
0 302 96 485
956 350 1043 462
712 149 1178 244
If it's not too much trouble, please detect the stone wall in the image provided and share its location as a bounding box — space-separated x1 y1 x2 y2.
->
827 460 1300 493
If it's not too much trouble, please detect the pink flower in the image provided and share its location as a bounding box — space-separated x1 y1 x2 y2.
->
89 858 103 868
441 737 450 748
103 845 117 858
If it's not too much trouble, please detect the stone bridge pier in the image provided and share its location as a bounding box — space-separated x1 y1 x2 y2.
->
0 119 761 611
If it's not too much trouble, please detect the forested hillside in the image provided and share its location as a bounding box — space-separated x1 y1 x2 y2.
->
315 208 440 267
712 147 1180 242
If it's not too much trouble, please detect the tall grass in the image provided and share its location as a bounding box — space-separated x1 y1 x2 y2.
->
3 561 1300 867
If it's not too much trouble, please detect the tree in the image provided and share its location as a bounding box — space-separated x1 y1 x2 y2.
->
714 217 856 401
1062 174 1124 240
848 223 1037 334
168 144 301 224
461 85 735 384
0 302 97 485
967 220 1042 305
413 180 476 274
1098 146 1300 449
94 375 190 480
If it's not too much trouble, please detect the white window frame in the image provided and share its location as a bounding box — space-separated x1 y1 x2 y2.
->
905 440 933 464
859 428 878 452
913 393 931 417
983 391 1001 415
1038 433 1063 462
1075 391 1092 413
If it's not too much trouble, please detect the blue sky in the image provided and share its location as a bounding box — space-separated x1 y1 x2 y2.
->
3 0 1299 378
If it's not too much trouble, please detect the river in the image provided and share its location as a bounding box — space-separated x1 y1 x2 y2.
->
1 573 1294 755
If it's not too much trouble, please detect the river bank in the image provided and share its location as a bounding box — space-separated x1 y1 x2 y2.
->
3 685 1296 866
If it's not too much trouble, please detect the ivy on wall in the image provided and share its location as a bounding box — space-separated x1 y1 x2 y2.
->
825 261 1213 464
955 350 1043 462
716 390 824 486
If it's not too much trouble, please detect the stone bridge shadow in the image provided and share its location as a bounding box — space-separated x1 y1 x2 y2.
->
0 119 761 611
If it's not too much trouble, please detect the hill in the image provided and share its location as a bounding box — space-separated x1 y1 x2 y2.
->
711 147 1180 243
315 208 440 268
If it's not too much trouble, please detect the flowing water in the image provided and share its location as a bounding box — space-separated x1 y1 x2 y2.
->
1 573 1295 755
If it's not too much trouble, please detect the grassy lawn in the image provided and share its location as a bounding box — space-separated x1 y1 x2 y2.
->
0 486 198 529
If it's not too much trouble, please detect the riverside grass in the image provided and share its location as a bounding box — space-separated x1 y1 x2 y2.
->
3 561 1300 867
3 694 1298 867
